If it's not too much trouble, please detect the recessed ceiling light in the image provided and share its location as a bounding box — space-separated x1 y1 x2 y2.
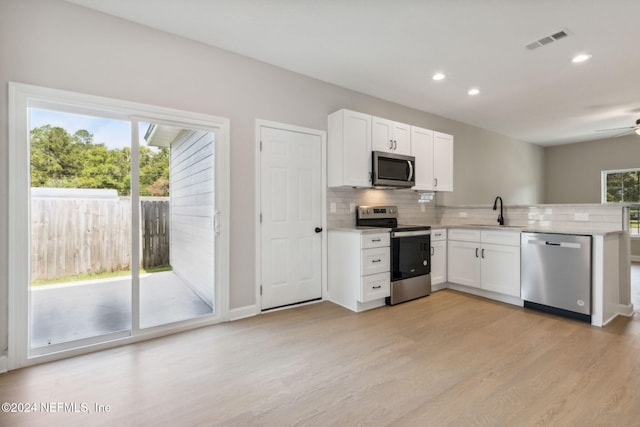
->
572 53 592 63
468 88 480 96
432 73 446 81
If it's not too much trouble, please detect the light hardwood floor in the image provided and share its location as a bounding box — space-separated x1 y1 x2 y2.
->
1 289 640 427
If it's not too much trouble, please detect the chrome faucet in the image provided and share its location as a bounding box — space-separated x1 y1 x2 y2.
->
493 196 504 225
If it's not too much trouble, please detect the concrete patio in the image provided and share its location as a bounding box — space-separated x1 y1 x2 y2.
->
30 271 213 350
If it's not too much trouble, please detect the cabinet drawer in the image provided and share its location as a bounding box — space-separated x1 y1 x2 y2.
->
361 247 390 275
360 272 390 302
448 228 481 242
431 229 447 241
361 233 390 249
481 230 520 246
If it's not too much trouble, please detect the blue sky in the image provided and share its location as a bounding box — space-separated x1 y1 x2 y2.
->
30 108 135 150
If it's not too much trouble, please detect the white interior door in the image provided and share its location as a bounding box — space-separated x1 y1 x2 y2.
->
260 125 323 310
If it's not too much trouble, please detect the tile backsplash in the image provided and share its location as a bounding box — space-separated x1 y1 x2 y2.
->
327 188 436 228
327 188 627 232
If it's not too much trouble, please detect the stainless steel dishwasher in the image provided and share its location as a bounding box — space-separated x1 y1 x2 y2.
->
521 232 592 322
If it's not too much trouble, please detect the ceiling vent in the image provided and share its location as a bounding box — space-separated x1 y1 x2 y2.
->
526 29 570 50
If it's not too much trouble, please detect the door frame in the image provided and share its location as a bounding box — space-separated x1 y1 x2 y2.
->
7 83 231 370
255 119 327 312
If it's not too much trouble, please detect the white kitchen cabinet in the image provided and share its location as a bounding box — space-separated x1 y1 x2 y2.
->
433 132 454 191
328 109 372 188
411 127 454 192
447 228 520 298
447 240 481 288
328 230 390 312
430 229 447 288
410 126 434 191
480 243 520 296
372 116 411 155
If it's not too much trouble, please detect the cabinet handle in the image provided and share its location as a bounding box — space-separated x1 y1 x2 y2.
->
372 285 382 289
434 178 438 187
435 233 442 237
393 140 397 150
475 248 479 258
389 139 394 150
431 246 435 256
371 238 381 242
481 248 485 258
372 259 382 263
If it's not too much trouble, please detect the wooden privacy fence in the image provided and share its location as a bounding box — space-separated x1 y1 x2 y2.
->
141 200 170 268
31 195 170 281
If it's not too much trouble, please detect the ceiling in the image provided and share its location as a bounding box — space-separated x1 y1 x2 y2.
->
64 0 640 146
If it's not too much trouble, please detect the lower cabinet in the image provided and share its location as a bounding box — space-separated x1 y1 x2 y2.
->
447 229 521 299
430 229 447 288
328 230 390 312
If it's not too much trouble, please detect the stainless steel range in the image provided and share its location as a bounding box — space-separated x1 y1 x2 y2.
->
356 206 431 305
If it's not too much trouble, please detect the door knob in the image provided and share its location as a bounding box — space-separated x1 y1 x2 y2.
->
315 227 323 233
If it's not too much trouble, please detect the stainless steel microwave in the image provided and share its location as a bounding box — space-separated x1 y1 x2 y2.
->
372 151 416 188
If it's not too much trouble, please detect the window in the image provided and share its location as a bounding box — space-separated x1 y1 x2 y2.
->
602 168 640 236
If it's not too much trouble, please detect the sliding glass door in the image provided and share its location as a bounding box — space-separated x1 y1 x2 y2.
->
29 109 133 354
138 121 215 328
7 84 229 368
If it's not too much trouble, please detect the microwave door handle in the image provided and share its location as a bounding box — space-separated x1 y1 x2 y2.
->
407 160 413 182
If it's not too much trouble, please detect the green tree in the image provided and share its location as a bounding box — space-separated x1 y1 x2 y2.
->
30 125 84 187
30 124 170 196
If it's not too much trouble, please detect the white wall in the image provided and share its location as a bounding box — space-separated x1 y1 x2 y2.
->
0 0 544 354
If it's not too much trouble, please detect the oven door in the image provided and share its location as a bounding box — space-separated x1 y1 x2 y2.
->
391 230 430 281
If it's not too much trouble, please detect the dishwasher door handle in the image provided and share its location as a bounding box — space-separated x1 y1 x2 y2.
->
526 239 582 249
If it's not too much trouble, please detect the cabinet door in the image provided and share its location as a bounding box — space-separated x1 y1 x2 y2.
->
481 243 520 297
372 116 395 153
433 132 453 191
328 109 372 188
392 122 411 155
431 240 447 285
447 240 480 288
410 126 434 191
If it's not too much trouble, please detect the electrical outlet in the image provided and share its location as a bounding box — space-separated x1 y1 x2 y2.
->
459 212 468 218
330 202 336 213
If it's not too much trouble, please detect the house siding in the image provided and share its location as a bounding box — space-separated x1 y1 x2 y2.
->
170 130 215 306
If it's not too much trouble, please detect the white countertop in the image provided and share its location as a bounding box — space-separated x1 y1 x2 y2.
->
330 225 624 236
329 226 391 234
437 224 624 236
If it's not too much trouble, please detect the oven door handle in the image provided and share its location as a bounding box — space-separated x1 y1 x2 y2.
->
391 230 430 238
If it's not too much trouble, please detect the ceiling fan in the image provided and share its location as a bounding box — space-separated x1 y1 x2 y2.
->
596 118 640 137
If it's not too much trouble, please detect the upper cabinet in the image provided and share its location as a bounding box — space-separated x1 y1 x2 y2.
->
433 131 454 191
328 109 453 190
328 109 372 188
371 117 411 155
411 127 454 192
410 126 434 191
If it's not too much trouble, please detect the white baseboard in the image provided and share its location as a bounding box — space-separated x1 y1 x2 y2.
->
619 303 635 317
229 305 259 321
0 354 7 374
431 282 448 292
